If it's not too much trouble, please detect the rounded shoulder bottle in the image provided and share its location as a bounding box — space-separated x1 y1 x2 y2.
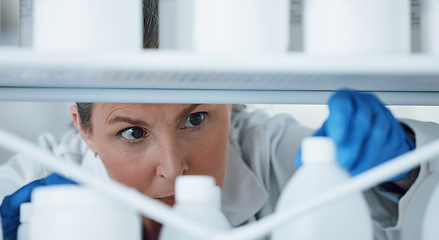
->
272 137 373 240
159 175 231 240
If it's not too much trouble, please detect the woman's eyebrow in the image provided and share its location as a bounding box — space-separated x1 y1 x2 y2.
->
107 116 149 126
106 104 201 126
178 104 202 120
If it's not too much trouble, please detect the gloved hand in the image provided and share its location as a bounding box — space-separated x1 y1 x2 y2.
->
296 89 415 177
1 173 75 240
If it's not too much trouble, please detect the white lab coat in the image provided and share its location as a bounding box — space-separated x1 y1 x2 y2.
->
1 109 439 240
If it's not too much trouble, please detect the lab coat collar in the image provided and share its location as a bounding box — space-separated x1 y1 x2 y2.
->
221 143 269 227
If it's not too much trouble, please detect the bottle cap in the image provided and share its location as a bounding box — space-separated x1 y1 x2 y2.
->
302 137 336 164
20 202 32 223
175 175 217 204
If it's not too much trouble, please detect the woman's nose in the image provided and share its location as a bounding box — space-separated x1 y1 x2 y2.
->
155 137 189 181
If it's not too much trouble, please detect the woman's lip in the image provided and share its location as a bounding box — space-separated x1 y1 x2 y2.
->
156 195 175 206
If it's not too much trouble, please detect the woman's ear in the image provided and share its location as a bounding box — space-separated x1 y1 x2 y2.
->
70 105 97 152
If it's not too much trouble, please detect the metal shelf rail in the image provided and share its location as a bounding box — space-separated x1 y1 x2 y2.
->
0 49 438 105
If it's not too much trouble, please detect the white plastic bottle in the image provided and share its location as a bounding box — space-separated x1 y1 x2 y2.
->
420 0 439 55
272 137 373 240
193 0 290 54
304 0 410 55
33 0 142 52
159 175 231 240
28 185 141 240
400 159 439 240
17 202 32 240
158 0 177 49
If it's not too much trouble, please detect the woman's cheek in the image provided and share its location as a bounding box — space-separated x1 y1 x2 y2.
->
99 142 152 188
187 127 228 184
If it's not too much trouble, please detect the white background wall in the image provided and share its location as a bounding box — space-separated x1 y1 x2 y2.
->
249 104 439 129
0 102 74 164
1 102 438 165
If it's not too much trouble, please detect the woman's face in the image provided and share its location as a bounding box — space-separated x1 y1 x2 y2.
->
71 103 232 205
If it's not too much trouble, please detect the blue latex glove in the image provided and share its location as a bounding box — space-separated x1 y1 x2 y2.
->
296 89 415 177
1 173 75 240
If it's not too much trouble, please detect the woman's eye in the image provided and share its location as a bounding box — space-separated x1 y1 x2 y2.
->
184 112 206 127
121 127 146 140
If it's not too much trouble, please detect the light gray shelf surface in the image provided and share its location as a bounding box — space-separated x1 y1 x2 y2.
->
0 49 438 105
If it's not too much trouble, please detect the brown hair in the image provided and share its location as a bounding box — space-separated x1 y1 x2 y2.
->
142 0 158 48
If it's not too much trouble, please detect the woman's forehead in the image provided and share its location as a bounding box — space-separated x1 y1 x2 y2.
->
92 103 203 126
96 103 232 120
94 103 231 116
96 103 195 116
98 103 191 112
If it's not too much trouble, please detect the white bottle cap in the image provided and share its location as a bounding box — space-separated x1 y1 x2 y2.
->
175 175 216 204
19 202 32 223
302 137 336 164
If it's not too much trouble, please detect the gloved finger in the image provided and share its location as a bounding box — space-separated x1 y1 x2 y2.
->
381 103 413 153
302 89 368 169
327 90 374 170
349 94 411 178
325 89 356 143
350 98 391 176
327 89 374 147
366 94 409 159
337 91 403 173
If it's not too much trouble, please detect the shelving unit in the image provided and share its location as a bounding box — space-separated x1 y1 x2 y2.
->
0 49 438 105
